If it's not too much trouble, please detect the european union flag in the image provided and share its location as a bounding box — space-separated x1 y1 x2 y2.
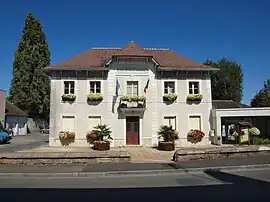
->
116 78 120 97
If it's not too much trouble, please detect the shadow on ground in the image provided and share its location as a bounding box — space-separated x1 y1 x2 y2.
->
0 170 269 202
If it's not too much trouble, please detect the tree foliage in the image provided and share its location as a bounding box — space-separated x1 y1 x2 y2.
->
250 79 270 107
204 57 243 102
9 12 51 120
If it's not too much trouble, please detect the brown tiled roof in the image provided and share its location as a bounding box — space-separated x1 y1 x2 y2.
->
212 100 250 109
5 101 27 116
48 41 213 69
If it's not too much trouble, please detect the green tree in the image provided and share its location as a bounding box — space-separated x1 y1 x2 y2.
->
204 57 244 102
250 79 270 107
9 12 51 120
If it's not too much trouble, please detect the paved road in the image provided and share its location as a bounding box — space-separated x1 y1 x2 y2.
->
0 133 48 152
0 168 269 201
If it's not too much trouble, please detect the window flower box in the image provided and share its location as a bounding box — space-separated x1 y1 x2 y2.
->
186 94 203 102
163 93 178 102
62 94 76 102
120 95 146 108
87 93 103 102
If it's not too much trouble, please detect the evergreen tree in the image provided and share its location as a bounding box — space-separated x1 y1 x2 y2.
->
204 57 244 102
9 12 51 120
250 79 270 107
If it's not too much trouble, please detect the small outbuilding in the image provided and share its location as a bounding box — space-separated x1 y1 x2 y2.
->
5 101 28 136
211 100 270 145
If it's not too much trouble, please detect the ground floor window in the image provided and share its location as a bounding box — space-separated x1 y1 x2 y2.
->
62 116 75 131
89 116 101 130
164 116 176 130
188 116 201 130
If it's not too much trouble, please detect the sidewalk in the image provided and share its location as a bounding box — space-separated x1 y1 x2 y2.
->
1 144 270 165
0 154 270 175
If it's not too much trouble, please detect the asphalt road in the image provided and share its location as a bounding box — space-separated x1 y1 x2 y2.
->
0 168 269 202
0 133 48 152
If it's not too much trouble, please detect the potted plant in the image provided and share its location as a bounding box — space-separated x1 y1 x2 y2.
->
120 95 146 108
91 124 113 151
86 130 96 144
187 129 205 143
59 131 75 146
157 125 179 151
62 94 76 102
249 127 260 144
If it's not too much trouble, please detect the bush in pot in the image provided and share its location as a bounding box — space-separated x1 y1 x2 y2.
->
91 124 113 151
157 125 179 151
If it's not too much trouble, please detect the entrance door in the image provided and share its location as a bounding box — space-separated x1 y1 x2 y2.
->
126 116 140 145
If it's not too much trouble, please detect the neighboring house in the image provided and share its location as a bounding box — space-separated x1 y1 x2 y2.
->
44 41 219 147
0 89 6 130
5 101 28 136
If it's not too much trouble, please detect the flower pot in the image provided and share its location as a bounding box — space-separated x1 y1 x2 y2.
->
158 141 175 151
93 141 110 151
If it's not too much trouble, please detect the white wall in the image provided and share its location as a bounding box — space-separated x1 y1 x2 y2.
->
49 60 213 147
0 90 6 129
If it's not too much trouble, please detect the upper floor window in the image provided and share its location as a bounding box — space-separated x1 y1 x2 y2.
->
127 81 138 96
64 81 75 94
164 81 175 94
90 81 101 93
189 81 200 94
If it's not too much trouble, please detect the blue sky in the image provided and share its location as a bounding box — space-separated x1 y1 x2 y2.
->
0 0 269 104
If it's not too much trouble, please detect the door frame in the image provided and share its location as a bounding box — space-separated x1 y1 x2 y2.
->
124 116 142 146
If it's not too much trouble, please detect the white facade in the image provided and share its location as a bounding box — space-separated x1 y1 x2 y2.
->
0 90 5 130
49 59 213 147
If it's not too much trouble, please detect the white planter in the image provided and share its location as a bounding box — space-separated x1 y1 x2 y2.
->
127 102 138 108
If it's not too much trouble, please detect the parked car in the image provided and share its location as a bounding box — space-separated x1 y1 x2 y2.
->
40 128 49 134
0 130 11 144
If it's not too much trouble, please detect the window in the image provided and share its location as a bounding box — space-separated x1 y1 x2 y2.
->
127 81 138 96
164 116 176 130
189 81 199 94
89 116 101 130
164 81 175 94
62 116 75 131
64 81 75 94
188 116 201 130
89 81 101 93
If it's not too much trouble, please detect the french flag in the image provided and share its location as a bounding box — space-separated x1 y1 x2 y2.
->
144 79 149 93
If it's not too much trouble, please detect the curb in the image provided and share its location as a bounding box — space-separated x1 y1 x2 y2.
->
0 163 270 178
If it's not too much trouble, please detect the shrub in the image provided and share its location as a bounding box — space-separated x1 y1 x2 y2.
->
157 125 179 142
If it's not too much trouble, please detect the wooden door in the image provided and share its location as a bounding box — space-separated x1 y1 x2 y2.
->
126 116 140 145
